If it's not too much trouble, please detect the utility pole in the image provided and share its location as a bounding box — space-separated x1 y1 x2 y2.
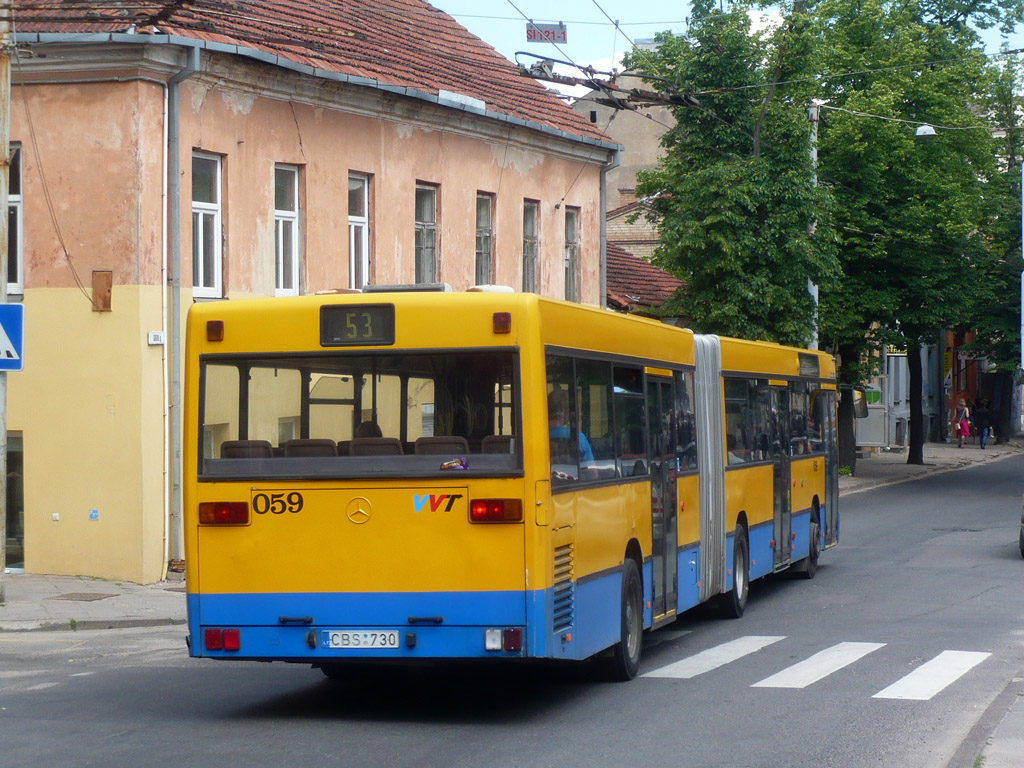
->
0 10 10 602
807 102 820 350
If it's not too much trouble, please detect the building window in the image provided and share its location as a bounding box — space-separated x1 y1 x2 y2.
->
475 193 493 285
564 207 580 302
415 184 437 284
523 200 539 293
192 153 222 298
274 165 300 296
349 174 370 289
8 145 21 295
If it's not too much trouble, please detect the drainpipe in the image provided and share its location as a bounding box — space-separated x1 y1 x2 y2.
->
600 147 620 309
167 45 199 566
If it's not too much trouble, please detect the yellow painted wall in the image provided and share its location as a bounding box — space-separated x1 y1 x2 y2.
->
8 286 167 583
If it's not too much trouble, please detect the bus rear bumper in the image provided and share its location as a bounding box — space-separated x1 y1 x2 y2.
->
186 591 531 661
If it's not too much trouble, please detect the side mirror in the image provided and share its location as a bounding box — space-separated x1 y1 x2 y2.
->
852 387 869 419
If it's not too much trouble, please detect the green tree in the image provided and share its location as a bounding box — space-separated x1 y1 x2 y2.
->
627 0 838 348
965 57 1024 442
815 0 998 467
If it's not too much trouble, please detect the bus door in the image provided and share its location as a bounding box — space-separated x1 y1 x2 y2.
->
770 384 792 571
647 375 678 622
822 390 839 546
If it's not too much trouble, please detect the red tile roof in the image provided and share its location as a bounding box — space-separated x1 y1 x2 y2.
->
12 0 611 144
606 242 683 311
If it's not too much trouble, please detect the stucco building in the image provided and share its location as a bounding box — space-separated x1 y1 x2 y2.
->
4 1 617 582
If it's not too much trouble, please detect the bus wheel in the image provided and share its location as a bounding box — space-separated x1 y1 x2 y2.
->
720 527 748 619
794 517 820 580
608 559 642 681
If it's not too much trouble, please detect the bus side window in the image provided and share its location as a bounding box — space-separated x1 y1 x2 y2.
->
675 370 697 471
613 365 646 477
546 355 578 484
576 358 616 479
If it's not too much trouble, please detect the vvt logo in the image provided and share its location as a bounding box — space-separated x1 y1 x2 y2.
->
413 493 463 513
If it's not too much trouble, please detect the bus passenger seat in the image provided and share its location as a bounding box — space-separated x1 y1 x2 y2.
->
220 439 274 459
481 435 514 454
350 437 404 456
414 436 469 455
282 439 338 457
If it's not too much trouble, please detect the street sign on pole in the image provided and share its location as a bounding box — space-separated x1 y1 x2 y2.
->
0 303 23 372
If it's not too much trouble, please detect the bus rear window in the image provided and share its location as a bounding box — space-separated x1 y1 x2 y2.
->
199 350 520 479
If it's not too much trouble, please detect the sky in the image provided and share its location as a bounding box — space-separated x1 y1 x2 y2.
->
432 0 1024 92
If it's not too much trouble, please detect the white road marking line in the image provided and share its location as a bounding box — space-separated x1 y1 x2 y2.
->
872 650 991 701
752 642 886 689
23 682 60 691
643 635 786 679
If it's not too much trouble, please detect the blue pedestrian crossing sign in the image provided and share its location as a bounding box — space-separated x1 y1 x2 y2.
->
0 303 25 371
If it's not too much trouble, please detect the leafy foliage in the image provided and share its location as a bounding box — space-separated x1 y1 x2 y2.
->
626 1 839 348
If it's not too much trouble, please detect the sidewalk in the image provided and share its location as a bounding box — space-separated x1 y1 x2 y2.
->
838 434 1024 496
0 571 187 632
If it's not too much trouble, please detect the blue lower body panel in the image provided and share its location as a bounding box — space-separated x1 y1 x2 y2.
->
188 574 628 663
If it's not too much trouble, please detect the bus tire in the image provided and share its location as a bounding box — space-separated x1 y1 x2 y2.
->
793 516 820 580
720 527 748 619
608 558 642 681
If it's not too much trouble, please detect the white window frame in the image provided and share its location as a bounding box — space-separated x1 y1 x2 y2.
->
564 207 580 302
7 144 22 295
192 152 222 298
415 184 438 284
475 192 493 286
274 164 300 297
523 200 539 293
348 173 370 290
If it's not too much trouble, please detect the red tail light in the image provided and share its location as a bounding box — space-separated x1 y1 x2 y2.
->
205 627 241 652
205 628 223 650
198 501 249 525
470 498 523 523
503 628 522 651
222 629 241 651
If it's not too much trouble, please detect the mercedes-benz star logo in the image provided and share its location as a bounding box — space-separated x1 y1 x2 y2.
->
346 497 372 524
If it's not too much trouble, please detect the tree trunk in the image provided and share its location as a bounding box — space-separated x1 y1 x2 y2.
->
837 344 858 475
993 371 1014 444
906 346 925 465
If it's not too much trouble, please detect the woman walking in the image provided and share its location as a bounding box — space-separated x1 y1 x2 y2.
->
951 398 970 448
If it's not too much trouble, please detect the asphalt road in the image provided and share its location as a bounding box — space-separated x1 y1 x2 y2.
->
1 455 1022 768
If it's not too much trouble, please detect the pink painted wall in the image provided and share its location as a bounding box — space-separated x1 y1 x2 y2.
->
176 67 606 303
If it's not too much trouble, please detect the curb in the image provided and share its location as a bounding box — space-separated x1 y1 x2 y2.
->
0 617 186 633
839 448 1021 496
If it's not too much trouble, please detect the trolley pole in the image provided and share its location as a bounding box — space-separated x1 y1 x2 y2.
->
0 13 11 602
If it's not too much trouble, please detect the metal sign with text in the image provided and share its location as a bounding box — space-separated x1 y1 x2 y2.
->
526 22 567 44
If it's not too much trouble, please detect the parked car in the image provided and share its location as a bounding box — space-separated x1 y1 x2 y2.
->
1020 492 1024 559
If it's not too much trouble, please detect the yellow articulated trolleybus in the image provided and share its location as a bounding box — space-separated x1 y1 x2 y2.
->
184 288 839 680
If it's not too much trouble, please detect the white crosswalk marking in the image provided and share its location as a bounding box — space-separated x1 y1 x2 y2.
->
872 650 991 700
644 635 785 679
752 642 886 689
